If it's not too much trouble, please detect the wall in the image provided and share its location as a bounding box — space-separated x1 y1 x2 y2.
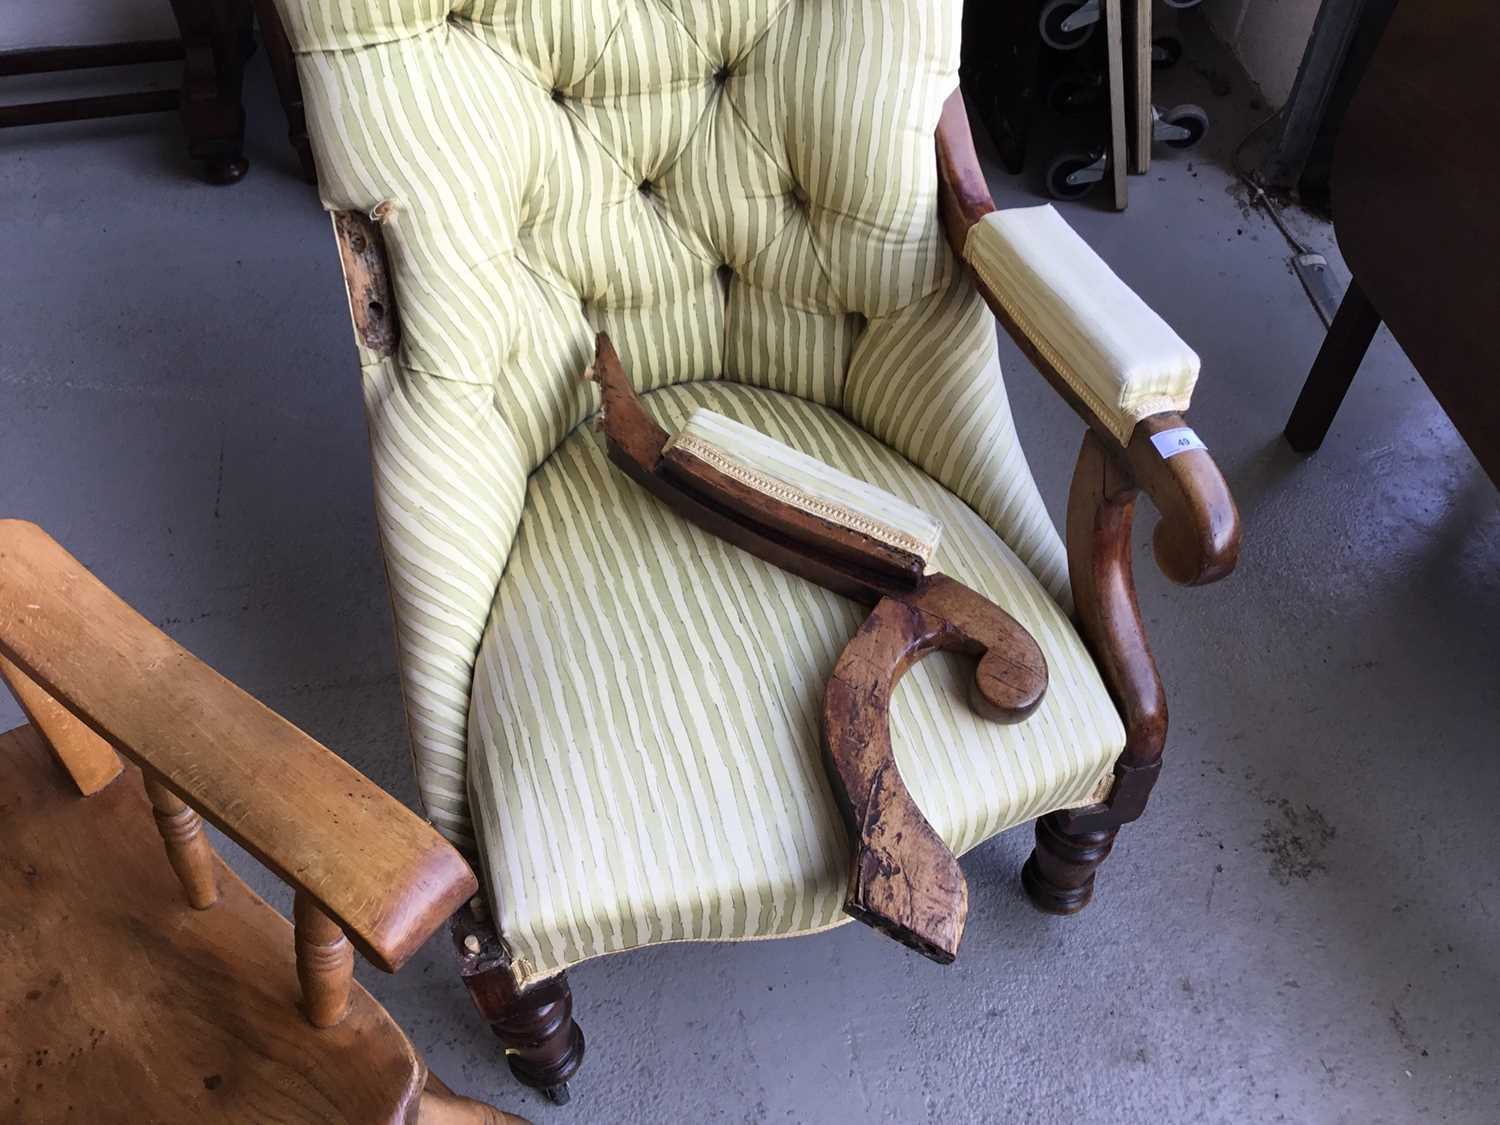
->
1205 0 1323 106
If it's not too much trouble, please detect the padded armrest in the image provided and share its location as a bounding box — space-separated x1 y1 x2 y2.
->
666 409 943 565
963 204 1200 444
0 519 476 972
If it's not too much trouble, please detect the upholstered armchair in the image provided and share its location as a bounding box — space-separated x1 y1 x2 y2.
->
274 0 1239 1102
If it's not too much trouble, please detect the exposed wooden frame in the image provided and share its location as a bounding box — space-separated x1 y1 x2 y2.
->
935 89 1240 850
0 519 477 972
0 528 525 1123
323 78 1242 1083
590 334 1046 963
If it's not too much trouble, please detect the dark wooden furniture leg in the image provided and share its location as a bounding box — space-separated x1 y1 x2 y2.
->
454 910 586 1105
254 0 317 182
1022 812 1119 914
167 0 252 184
1284 276 1382 452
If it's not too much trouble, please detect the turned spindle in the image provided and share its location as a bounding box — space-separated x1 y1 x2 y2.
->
143 775 219 909
295 889 354 1028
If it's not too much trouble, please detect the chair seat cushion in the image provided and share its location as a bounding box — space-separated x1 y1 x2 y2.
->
467 383 1125 985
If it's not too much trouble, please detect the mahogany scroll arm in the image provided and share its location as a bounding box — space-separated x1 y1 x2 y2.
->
0 520 477 974
589 335 1046 962
935 88 1241 591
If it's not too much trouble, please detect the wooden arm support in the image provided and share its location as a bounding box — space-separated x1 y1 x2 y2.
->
936 88 1241 592
0 519 477 974
590 335 1046 962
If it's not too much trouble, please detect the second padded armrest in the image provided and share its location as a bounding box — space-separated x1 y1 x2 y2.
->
964 204 1200 444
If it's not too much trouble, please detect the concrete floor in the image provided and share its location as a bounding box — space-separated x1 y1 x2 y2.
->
3 17 1498 1125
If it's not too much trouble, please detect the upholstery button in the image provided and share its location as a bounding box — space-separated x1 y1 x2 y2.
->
551 87 565 103
638 179 653 195
713 66 730 85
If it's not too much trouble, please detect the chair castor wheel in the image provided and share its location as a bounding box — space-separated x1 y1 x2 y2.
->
1162 0 1204 7
1039 0 1099 51
1154 104 1209 150
200 156 249 185
541 1083 571 1106
1045 151 1106 201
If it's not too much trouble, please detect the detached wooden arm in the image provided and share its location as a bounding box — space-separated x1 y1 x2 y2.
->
936 89 1241 589
0 519 476 974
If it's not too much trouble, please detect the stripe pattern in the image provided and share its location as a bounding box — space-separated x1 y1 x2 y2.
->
965 205 1201 443
275 0 1126 976
471 382 1123 984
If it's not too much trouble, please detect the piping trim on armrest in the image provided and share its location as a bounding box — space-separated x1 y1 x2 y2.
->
963 205 1199 444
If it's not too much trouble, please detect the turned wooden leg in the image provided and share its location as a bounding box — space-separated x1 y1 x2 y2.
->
454 913 584 1104
294 889 354 1027
1021 811 1119 915
1284 276 1382 452
144 774 220 908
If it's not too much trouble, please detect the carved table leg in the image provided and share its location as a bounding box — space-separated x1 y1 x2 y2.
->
1021 811 1119 915
144 775 219 908
454 914 585 1104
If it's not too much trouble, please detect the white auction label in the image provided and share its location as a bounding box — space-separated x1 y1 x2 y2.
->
1150 426 1206 459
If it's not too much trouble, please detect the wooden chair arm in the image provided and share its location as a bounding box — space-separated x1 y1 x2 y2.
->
935 89 1240 589
0 519 476 972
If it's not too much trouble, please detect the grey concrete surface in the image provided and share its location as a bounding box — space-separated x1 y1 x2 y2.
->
2 18 1497 1125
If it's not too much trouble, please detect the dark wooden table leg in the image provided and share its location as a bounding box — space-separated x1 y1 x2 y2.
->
253 0 316 183
168 0 252 184
1284 276 1382 452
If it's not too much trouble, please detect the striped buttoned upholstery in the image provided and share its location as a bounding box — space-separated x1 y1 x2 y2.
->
279 0 1127 982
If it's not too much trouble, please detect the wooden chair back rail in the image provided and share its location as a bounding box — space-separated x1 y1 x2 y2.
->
0 520 477 979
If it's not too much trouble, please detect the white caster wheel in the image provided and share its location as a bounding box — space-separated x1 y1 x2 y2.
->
1040 0 1100 51
1045 151 1106 200
1154 103 1209 149
1162 0 1204 8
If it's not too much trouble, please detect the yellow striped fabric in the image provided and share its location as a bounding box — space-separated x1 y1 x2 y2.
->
276 0 1127 977
964 205 1200 443
471 381 1122 984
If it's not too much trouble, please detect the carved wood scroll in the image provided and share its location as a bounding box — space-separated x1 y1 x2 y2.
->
588 333 1047 963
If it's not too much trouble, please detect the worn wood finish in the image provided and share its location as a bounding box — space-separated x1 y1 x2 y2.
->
1021 811 1120 914
660 443 929 588
1284 274 1383 453
933 104 1242 838
0 724 425 1123
454 910 585 1104
145 773 221 909
1123 413 1240 587
592 334 1046 961
935 89 995 262
0 650 121 795
0 520 477 973
332 210 401 356
295 889 355 1028
935 105 1240 591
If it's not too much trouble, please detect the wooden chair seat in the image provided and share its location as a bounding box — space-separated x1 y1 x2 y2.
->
1 724 422 1125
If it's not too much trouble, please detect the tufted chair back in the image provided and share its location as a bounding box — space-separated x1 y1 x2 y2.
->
280 0 1063 849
